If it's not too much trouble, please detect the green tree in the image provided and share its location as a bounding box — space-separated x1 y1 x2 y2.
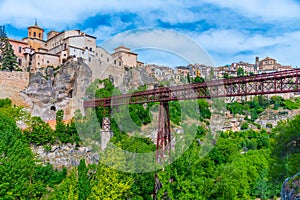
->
209 67 214 80
237 67 245 77
192 76 205 83
187 73 191 83
223 72 229 79
55 109 67 143
241 122 249 130
89 164 133 200
0 26 18 71
23 116 55 145
48 169 79 200
271 115 300 191
0 112 36 199
78 159 90 200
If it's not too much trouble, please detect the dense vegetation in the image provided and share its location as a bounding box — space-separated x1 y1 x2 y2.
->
0 78 299 199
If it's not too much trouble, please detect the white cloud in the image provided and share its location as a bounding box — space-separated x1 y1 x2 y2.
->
187 29 300 66
205 0 300 21
1 0 299 67
99 28 215 66
0 0 200 29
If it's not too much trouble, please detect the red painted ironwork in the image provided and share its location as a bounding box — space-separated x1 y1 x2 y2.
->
156 102 171 164
84 69 300 108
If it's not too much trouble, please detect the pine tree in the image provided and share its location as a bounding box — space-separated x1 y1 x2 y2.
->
78 159 90 200
0 25 18 71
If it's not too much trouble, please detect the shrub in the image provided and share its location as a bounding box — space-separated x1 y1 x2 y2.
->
266 123 273 128
241 122 249 130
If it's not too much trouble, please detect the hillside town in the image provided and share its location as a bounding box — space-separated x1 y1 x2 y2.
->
0 22 294 83
1 6 300 199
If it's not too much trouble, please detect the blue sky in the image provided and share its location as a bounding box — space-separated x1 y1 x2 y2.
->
1 0 300 67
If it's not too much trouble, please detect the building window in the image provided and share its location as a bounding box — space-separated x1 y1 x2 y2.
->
38 62 40 65
34 32 36 37
90 47 92 52
64 54 66 56
29 32 31 37
107 58 109 62
18 58 22 66
114 60 116 64
101 54 103 57
119 62 121 66
96 53 98 56
89 57 91 62
39 33 41 38
18 47 22 53
47 61 49 63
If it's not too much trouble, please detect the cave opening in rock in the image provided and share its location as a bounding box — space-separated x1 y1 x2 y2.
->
68 89 73 98
50 106 56 111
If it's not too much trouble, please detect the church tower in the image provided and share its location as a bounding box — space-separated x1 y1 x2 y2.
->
26 20 45 51
28 19 44 40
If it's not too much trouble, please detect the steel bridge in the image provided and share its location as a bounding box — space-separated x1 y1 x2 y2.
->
84 68 300 199
84 69 300 107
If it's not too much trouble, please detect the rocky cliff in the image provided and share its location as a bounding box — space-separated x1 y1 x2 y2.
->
119 67 156 92
22 59 92 120
281 172 300 200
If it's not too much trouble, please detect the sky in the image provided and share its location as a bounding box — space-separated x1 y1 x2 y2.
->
1 0 300 67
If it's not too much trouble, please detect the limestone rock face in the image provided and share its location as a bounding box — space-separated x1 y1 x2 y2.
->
120 67 155 92
24 71 54 104
281 172 300 200
31 143 100 169
22 59 92 120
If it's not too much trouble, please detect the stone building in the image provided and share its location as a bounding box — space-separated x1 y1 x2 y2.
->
176 66 190 78
112 45 141 68
6 38 30 71
257 56 292 73
2 22 144 85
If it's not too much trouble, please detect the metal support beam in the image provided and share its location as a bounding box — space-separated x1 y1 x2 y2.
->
156 102 171 163
153 102 171 200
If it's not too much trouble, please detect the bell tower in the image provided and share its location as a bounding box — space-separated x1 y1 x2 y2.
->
28 19 44 40
27 20 45 51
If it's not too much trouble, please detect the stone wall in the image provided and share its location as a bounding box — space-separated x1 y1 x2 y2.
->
0 71 30 107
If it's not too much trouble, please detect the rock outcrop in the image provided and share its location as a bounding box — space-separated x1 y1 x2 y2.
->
22 59 92 120
31 143 99 169
281 172 300 200
120 67 156 92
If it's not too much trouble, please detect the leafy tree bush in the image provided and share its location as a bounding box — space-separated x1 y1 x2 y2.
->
237 67 245 77
241 122 249 130
0 113 36 198
78 159 91 200
23 116 55 145
266 123 273 128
